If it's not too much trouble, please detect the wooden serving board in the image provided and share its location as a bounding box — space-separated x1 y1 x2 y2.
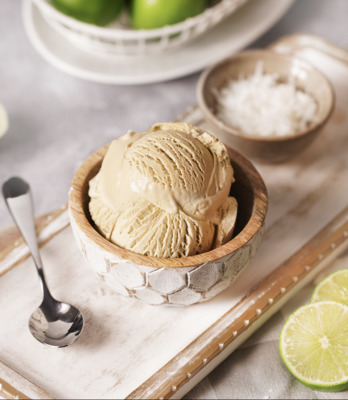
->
1 34 348 400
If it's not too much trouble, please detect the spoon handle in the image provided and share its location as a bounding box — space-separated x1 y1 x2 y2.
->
2 178 50 297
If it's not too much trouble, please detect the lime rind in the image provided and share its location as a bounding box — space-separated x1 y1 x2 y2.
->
311 268 348 305
279 301 348 392
0 103 9 138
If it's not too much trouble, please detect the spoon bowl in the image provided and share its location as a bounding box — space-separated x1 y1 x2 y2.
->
29 303 83 347
3 176 84 347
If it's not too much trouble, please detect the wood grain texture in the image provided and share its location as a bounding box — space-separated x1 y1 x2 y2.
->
0 361 54 400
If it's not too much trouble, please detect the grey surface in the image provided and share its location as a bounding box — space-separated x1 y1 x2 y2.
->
1 0 348 399
1 0 348 229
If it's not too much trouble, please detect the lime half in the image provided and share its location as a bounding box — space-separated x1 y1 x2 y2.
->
311 268 348 305
279 301 348 392
0 104 9 138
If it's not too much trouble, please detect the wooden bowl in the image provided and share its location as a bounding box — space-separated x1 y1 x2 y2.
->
69 143 268 306
197 50 335 163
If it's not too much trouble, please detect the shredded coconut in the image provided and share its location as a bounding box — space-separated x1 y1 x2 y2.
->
214 62 318 138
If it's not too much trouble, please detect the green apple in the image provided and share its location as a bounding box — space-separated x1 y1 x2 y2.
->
130 0 208 30
52 0 125 26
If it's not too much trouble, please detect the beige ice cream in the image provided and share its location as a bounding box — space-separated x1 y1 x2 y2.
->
89 123 238 258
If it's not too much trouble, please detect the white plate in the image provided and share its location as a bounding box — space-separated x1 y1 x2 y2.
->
22 0 295 85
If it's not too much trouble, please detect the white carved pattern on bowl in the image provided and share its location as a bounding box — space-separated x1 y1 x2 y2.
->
148 268 187 295
111 263 145 289
100 273 129 297
70 212 264 305
188 262 223 291
167 287 203 306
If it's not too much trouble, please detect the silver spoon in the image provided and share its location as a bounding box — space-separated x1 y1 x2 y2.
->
3 177 84 348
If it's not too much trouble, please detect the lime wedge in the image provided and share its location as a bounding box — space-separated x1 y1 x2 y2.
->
311 268 348 305
0 104 9 138
279 301 348 392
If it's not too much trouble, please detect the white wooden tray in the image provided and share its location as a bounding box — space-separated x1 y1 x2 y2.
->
1 34 348 399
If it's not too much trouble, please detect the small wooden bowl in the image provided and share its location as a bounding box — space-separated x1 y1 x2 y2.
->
197 50 335 163
69 144 268 306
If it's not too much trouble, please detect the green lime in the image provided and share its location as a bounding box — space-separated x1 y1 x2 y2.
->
279 301 348 392
311 268 348 305
52 0 125 26
130 0 207 30
0 104 9 138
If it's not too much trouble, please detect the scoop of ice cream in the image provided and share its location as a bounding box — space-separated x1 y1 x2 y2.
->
89 123 238 258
